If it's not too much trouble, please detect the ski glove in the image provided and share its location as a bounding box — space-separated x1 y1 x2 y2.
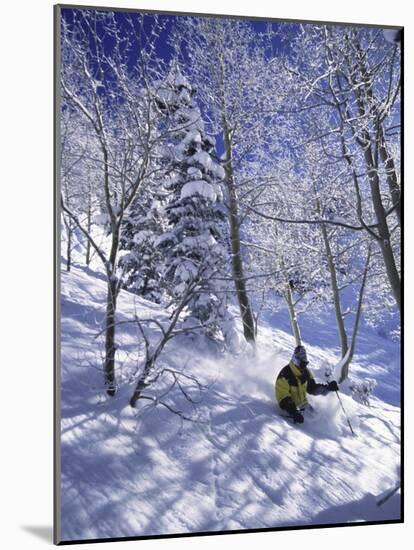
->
280 396 297 415
293 411 304 424
327 380 339 392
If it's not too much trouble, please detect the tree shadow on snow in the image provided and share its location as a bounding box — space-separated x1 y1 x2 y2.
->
308 491 401 525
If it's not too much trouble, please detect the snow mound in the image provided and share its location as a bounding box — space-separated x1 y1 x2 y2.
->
304 394 354 439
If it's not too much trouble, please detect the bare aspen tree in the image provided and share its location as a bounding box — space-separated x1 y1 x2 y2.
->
60 10 170 394
289 26 401 311
246 132 375 382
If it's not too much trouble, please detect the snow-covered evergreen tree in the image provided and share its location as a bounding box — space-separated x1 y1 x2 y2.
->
119 195 165 303
154 64 230 335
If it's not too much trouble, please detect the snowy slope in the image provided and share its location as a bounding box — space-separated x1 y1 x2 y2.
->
59 259 401 542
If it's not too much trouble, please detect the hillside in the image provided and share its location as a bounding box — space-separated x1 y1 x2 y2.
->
59 259 401 542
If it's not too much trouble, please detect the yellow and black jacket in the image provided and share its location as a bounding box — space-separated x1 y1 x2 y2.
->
275 361 329 412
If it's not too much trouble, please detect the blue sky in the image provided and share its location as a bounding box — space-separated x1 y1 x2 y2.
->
61 7 290 69
60 7 292 155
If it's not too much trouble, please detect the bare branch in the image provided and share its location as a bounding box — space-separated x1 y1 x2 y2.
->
246 203 378 232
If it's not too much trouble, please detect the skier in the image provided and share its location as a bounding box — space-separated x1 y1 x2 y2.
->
275 345 338 424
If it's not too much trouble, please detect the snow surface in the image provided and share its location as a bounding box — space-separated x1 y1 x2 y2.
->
59 255 401 542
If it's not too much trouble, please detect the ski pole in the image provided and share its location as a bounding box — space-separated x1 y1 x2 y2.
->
324 367 356 436
335 390 356 436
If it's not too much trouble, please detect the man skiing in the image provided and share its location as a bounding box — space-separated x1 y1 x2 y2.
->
276 345 338 424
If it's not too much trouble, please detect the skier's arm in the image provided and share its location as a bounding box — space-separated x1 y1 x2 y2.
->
276 377 297 414
307 371 329 396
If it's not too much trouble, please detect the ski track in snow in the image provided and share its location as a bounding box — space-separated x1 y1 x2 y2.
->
59 259 401 542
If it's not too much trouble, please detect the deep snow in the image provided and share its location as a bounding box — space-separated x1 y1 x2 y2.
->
58 256 401 542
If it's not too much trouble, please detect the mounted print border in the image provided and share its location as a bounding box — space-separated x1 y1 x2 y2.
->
54 4 403 545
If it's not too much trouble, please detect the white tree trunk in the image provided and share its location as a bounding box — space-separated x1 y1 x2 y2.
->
284 283 302 346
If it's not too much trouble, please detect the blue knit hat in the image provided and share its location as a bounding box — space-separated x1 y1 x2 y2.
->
292 345 308 367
